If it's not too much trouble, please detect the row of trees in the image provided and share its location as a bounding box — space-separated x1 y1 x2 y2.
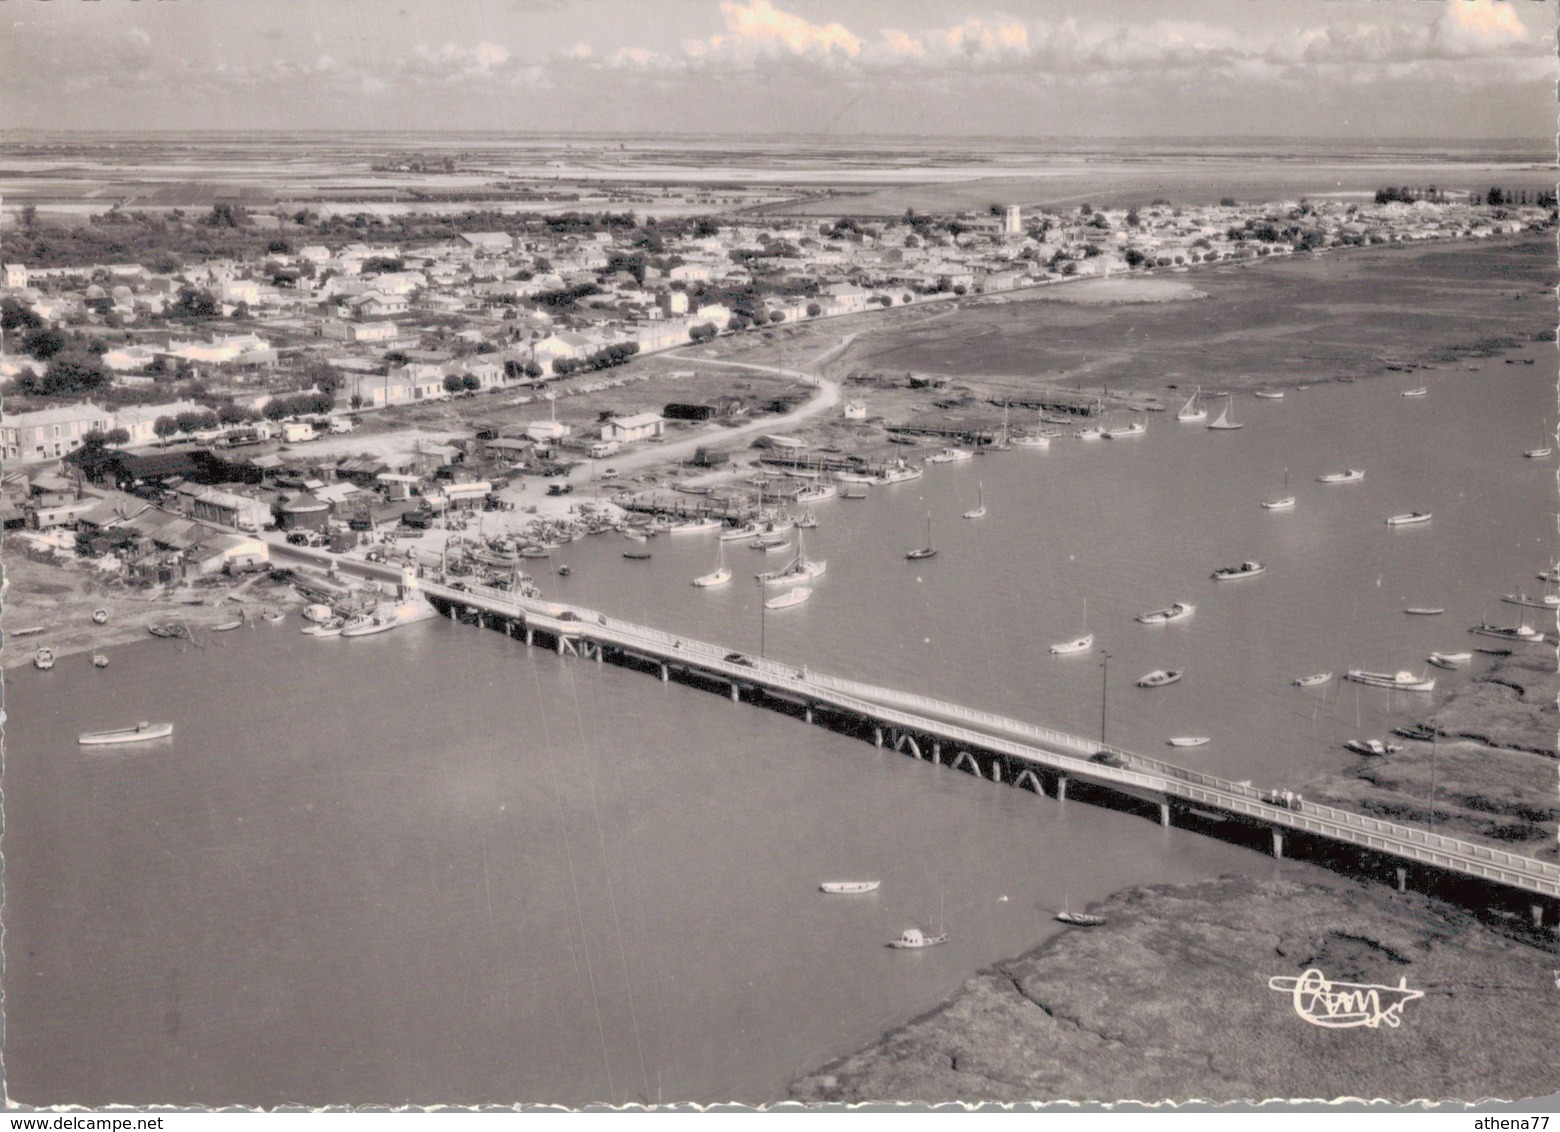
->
550 340 641 376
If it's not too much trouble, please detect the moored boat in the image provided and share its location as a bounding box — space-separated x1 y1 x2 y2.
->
1055 910 1106 926
962 481 986 520
669 517 722 535
1103 421 1146 439
91 608 109 625
820 881 880 895
34 646 55 670
1211 561 1265 580
694 543 731 588
1013 432 1052 448
1400 387 1427 398
1525 448 1553 458
1501 592 1559 609
928 447 974 463
1292 672 1333 687
92 654 109 668
1261 495 1296 510
1345 669 1435 692
765 586 812 611
1136 669 1183 688
302 619 345 637
1207 394 1242 430
1318 469 1365 484
1136 601 1195 625
1049 634 1094 655
622 550 653 561
261 608 285 624
1253 390 1284 400
1075 426 1106 441
1175 388 1207 423
79 720 173 746
1386 511 1431 526
1344 739 1402 756
887 927 949 949
1470 622 1544 642
1404 607 1444 616
905 513 937 560
340 613 399 637
1167 737 1210 748
212 617 246 631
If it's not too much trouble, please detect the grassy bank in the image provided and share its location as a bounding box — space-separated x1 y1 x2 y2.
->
791 875 1559 1105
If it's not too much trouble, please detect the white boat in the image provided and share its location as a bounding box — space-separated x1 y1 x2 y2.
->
905 513 937 560
1470 622 1544 642
261 609 285 624
1293 672 1333 687
694 544 731 588
751 536 792 554
795 483 836 503
1400 387 1427 398
1137 602 1195 625
669 517 722 535
720 523 763 541
1211 561 1265 580
820 881 880 895
1262 469 1294 510
1055 910 1106 927
1253 390 1284 400
1428 651 1472 668
1175 388 1207 423
79 720 173 746
1525 448 1553 458
93 654 110 668
212 616 245 631
1345 739 1402 756
963 482 986 520
1345 669 1436 692
91 608 109 625
794 509 819 529
1136 669 1183 688
834 469 879 484
1013 432 1052 448
302 603 334 623
34 646 55 670
302 619 345 637
1103 421 1145 439
1501 592 1559 609
1075 426 1106 441
765 586 812 611
1318 468 1365 484
1167 737 1210 748
1540 567 1560 583
1207 394 1242 430
341 613 399 637
887 927 948 949
879 462 924 484
1404 607 1444 616
928 447 973 463
1050 634 1094 655
1386 511 1431 526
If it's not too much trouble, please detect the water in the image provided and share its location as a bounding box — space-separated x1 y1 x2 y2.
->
4 342 1552 1105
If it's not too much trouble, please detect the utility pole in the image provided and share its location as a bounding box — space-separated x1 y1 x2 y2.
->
757 576 766 658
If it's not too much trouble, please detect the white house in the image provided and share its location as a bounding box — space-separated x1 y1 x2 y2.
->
0 402 114 462
600 412 664 444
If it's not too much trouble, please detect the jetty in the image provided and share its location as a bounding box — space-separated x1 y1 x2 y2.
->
412 578 1560 929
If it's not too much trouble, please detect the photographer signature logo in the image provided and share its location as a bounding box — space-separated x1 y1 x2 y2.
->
1267 968 1424 1029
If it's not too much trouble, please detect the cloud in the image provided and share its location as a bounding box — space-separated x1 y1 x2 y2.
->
879 17 1029 61
693 0 861 59
473 41 511 69
1431 0 1531 55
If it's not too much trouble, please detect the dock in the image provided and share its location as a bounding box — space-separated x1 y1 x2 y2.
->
417 577 1560 929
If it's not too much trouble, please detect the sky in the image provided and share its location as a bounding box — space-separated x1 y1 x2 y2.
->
2 0 1554 139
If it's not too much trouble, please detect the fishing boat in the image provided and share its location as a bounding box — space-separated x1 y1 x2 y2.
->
669 517 722 535
1075 425 1106 441
1292 672 1333 687
622 550 653 561
92 654 109 668
1136 669 1183 688
79 720 174 746
1538 567 1560 583
1344 739 1402 756
1404 607 1444 616
1055 910 1106 927
1427 652 1469 669
765 586 812 611
1167 737 1210 748
518 545 551 559
1049 634 1094 656
1103 421 1146 439
693 544 731 588
1262 469 1295 510
34 646 55 670
1345 669 1436 692
340 613 399 637
759 533 827 585
719 523 763 542
302 619 345 637
302 603 334 623
841 487 869 500
1137 601 1195 625
835 469 879 484
819 881 880 895
905 513 937 560
1013 427 1052 448
928 447 974 463
795 483 836 503
887 927 949 949
879 462 924 484
1318 469 1365 484
1386 511 1431 526
1253 390 1285 400
1175 388 1207 423
963 482 986 520
1400 387 1428 398
1470 622 1544 642
794 509 819 529
1211 561 1265 581
1207 394 1242 430
91 608 109 625
1501 592 1559 609
751 536 792 554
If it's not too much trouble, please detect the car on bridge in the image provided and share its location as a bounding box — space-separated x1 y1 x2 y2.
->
723 652 756 667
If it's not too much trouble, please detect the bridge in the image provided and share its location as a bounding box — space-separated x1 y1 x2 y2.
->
415 577 1560 929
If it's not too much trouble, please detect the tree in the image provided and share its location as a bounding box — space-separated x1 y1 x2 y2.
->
154 416 180 443
806 302 822 317
1486 187 1506 207
105 427 131 445
169 285 219 319
524 360 543 380
1125 209 1141 228
266 237 294 255
1124 249 1148 268
32 352 110 397
206 203 248 228
462 373 482 393
20 204 37 230
22 327 67 360
769 311 785 323
443 373 464 395
349 393 365 410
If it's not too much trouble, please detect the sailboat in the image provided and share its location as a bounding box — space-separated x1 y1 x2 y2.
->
1525 418 1552 458
1207 393 1242 430
906 513 937 560
963 482 986 520
693 542 731 587
1050 599 1093 654
1262 469 1295 510
1014 407 1053 447
1176 387 1207 423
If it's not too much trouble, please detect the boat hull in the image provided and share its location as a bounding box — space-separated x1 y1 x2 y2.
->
80 722 173 745
820 881 880 895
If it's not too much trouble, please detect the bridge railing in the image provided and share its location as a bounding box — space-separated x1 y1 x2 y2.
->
426 585 1560 895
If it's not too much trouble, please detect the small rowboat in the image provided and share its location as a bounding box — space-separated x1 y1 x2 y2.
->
1211 561 1265 581
1261 496 1296 510
1167 737 1210 748
1427 652 1470 669
1049 634 1094 655
1524 448 1552 459
93 654 109 668
622 551 652 561
261 609 285 624
1056 911 1106 926
79 721 173 746
1292 672 1333 687
211 618 245 632
1137 602 1194 625
1400 387 1427 398
92 608 109 625
820 881 880 895
1136 669 1183 688
1404 607 1444 616
1318 469 1364 484
1386 511 1431 526
1253 390 1285 400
